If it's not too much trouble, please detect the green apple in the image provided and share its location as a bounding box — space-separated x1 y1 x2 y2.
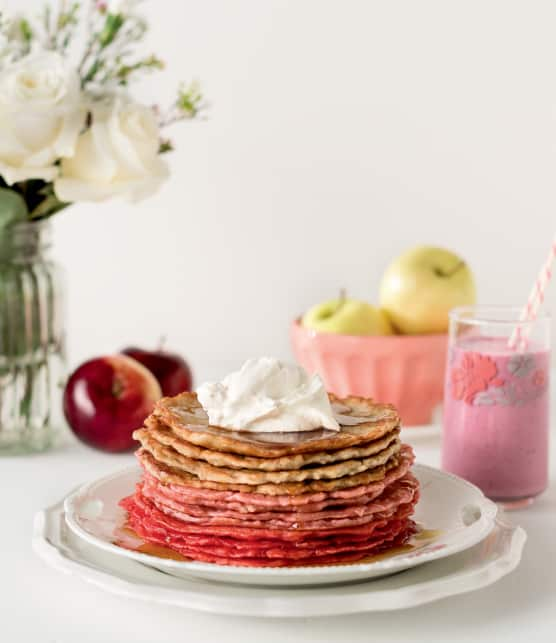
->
302 297 394 335
379 246 476 334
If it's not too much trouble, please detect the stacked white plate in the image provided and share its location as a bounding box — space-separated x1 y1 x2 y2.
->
33 463 526 617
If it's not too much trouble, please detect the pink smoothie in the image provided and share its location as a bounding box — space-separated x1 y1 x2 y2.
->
442 336 550 500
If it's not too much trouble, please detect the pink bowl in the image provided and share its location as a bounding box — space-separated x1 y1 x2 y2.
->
290 319 448 426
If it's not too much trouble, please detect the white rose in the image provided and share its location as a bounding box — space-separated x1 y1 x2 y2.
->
0 51 85 184
54 97 169 202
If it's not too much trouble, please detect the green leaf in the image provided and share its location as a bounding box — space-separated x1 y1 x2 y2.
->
0 188 28 233
99 13 124 48
19 18 33 43
29 192 70 220
83 58 104 83
116 55 164 82
159 139 174 154
177 81 203 118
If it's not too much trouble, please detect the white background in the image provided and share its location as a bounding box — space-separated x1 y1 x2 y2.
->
13 0 555 381
3 3 556 640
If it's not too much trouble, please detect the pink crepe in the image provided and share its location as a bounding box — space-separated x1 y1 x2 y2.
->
140 474 418 530
120 492 418 566
139 445 415 512
119 444 420 567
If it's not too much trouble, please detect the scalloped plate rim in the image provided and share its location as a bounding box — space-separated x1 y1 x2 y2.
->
33 501 526 617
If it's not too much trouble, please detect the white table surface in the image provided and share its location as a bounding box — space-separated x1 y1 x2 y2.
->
1 425 554 643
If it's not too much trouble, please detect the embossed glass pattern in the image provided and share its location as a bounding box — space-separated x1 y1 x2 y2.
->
0 222 65 453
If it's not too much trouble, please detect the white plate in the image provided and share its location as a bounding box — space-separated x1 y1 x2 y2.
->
63 464 498 586
33 499 526 617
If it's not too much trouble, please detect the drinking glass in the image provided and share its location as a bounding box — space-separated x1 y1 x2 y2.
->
442 306 550 508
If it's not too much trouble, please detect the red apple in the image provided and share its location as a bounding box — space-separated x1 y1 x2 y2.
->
63 355 162 452
121 346 193 396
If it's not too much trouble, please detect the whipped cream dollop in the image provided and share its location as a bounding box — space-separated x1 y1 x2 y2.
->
196 357 340 432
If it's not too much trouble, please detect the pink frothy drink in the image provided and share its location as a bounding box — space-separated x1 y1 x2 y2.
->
442 307 550 505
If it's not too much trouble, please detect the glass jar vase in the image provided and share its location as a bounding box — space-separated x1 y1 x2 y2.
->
0 221 65 453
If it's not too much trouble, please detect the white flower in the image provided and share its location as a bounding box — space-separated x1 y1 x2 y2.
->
54 97 168 202
0 51 85 184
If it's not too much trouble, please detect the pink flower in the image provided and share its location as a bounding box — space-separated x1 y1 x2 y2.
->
451 353 503 404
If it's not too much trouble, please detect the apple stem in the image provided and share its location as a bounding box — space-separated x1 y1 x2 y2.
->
112 379 124 398
158 335 167 351
434 261 465 279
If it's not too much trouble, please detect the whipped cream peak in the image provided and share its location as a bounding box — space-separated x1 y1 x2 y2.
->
196 357 340 432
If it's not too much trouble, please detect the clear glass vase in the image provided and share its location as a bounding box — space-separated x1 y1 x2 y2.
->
0 221 65 454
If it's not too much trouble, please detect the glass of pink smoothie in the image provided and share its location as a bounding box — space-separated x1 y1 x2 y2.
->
442 306 550 508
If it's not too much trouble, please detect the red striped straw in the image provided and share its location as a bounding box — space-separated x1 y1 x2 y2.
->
508 235 556 350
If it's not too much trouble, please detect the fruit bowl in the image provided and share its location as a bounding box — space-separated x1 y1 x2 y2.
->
290 320 448 426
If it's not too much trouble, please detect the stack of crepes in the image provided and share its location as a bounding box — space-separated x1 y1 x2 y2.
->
120 393 419 567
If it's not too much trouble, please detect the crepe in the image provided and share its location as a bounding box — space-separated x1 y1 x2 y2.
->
137 417 401 471
138 447 414 513
139 473 419 530
122 490 417 542
121 492 418 567
137 448 402 495
135 428 401 484
119 390 419 568
153 392 400 457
